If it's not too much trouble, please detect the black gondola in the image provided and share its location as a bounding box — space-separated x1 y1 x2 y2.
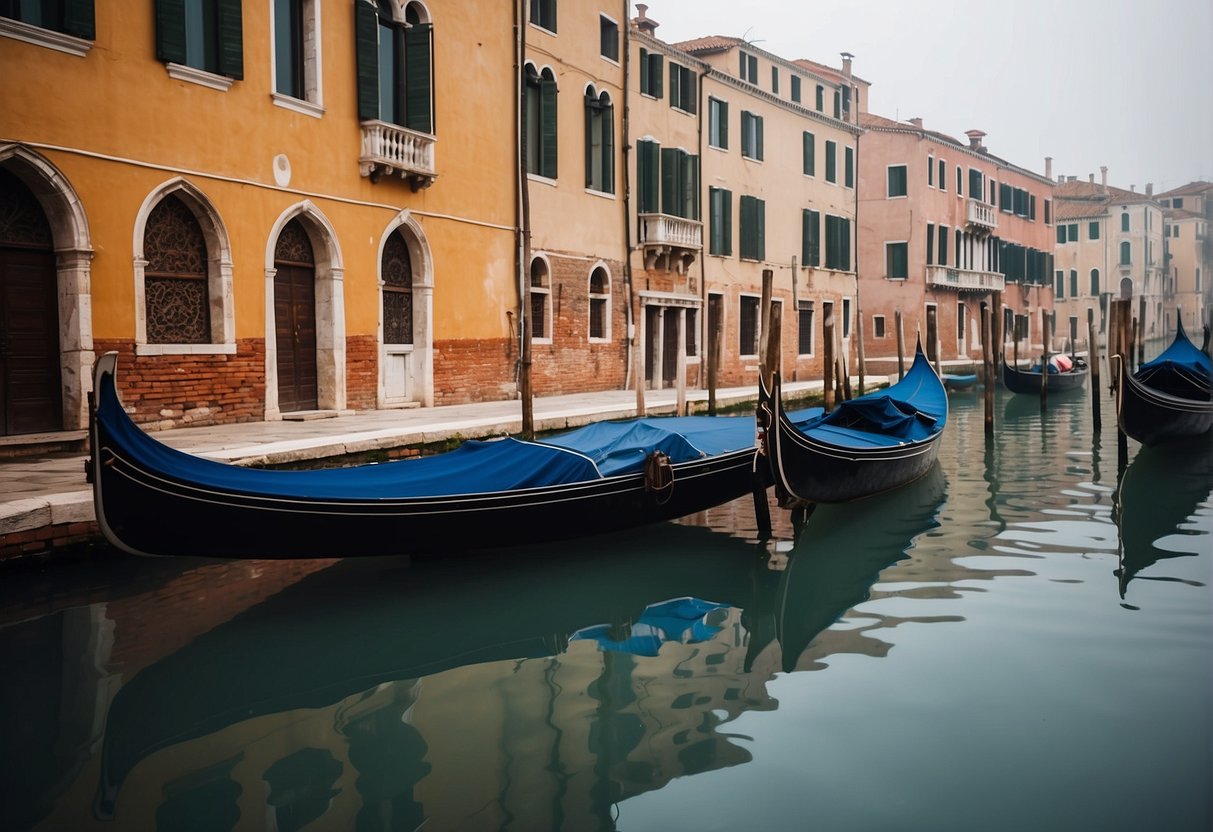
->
87 352 773 558
1001 355 1089 395
757 341 948 504
1113 319 1213 448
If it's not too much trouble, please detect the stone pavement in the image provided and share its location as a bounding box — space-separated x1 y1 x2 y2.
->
1 375 875 558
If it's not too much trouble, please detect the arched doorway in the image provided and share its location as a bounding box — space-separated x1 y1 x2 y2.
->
273 219 318 412
0 167 62 435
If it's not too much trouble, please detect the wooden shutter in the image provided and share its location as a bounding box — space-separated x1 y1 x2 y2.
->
540 75 558 178
755 116 763 161
845 147 854 187
217 0 244 79
719 100 728 148
661 148 679 216
651 53 663 99
640 48 649 93
64 0 95 39
637 141 658 213
355 1 380 120
803 132 814 176
404 23 433 133
739 196 754 259
603 100 614 193
756 199 765 260
155 0 187 64
802 209 820 267
684 154 699 220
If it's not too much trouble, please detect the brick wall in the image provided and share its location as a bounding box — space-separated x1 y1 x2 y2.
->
0 522 100 561
345 334 378 410
432 337 517 405
94 339 267 430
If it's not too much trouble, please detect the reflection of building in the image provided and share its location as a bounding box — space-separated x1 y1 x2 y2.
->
1053 171 1167 348
857 115 1055 365
1156 181 1212 335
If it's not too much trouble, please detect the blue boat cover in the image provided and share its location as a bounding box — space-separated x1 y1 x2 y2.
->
793 350 947 448
569 597 729 656
543 416 753 477
1134 321 1212 399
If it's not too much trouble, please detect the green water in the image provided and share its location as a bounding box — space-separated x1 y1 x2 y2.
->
1 387 1210 831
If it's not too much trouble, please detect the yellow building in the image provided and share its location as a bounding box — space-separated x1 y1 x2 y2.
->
1 0 521 440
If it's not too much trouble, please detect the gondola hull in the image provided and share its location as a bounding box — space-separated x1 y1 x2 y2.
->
89 353 767 558
759 346 947 504
1001 360 1088 395
1114 355 1213 448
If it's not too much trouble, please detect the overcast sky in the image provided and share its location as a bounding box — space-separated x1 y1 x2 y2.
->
645 0 1213 193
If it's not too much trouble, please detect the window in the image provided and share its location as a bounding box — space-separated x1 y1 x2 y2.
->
584 88 613 193
887 165 907 197
739 50 758 83
824 215 851 271
636 139 659 213
529 0 555 32
990 180 997 204
740 295 760 356
524 65 558 178
638 48 662 97
874 315 886 338
1070 269 1078 297
144 194 213 344
771 65 779 94
1088 221 1100 240
1067 224 1078 242
740 111 763 160
938 159 946 192
1173 197 1185 209
815 84 824 111
1121 212 1130 232
1055 270 1064 298
937 224 948 266
273 0 317 105
886 241 908 279
797 300 815 355
928 156 934 187
1119 241 1131 265
1090 268 1100 296
968 168 983 199
382 230 413 345
660 148 700 219
599 15 617 60
1 0 95 40
1056 225 1066 244
842 298 851 338
825 140 836 183
530 258 551 340
833 89 840 118
1044 199 1052 224
1013 187 1028 217
790 74 801 103
739 195 765 261
1029 195 1036 220
685 308 698 357
955 165 962 194
802 132 815 176
708 97 728 149
844 147 854 188
669 62 696 113
356 2 433 133
926 222 934 264
588 267 610 340
709 187 732 255
155 0 243 80
801 209 820 267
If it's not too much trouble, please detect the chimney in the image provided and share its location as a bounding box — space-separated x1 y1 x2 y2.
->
1130 185 1136 192
965 129 987 152
1058 175 1065 183
909 116 923 129
841 52 853 78
1146 182 1153 197
1100 166 1108 192
1045 156 1052 180
632 4 659 34
1089 173 1095 184
1067 176 1077 182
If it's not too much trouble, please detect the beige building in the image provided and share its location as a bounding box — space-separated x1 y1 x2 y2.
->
1054 172 1168 349
1157 181 1212 336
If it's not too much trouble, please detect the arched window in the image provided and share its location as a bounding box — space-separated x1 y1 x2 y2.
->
1119 240 1131 266
584 87 613 193
1120 211 1130 232
356 0 433 133
524 64 558 179
588 266 610 340
144 195 211 344
1089 268 1100 296
530 257 551 341
382 231 413 345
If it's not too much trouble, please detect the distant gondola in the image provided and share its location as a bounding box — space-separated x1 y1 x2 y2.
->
87 352 775 558
1113 318 1213 447
1001 354 1089 395
758 341 948 503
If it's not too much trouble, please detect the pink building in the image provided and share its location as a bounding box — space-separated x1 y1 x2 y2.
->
856 115 1056 368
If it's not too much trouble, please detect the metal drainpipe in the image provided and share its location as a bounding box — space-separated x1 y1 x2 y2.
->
622 0 636 395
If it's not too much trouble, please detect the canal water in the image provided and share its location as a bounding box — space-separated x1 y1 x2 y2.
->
1 384 1210 832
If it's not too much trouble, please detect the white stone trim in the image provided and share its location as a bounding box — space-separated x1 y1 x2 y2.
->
0 17 91 56
165 63 235 92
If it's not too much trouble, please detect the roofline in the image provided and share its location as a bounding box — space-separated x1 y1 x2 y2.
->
858 119 1054 187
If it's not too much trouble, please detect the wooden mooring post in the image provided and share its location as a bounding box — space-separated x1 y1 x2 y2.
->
856 310 866 395
895 309 905 381
1088 307 1101 432
823 304 836 411
1040 308 1051 406
707 299 721 415
981 303 994 435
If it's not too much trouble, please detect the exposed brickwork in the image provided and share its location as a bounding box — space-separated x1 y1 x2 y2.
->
432 337 518 405
94 339 267 430
345 334 379 410
0 521 100 560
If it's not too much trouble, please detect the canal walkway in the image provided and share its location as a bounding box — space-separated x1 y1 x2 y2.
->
1 375 865 560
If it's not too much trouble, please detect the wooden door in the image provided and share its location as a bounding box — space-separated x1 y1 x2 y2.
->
0 247 62 435
644 305 659 385
662 307 680 388
925 305 939 362
274 264 318 412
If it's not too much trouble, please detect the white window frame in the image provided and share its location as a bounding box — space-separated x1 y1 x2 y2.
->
588 263 612 343
270 0 325 117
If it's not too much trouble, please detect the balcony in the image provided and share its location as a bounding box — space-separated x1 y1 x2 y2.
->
638 213 703 273
966 198 998 231
359 121 437 190
926 265 1005 293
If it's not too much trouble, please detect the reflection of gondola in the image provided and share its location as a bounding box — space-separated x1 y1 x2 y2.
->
1113 444 1213 599
94 523 764 818
773 463 947 672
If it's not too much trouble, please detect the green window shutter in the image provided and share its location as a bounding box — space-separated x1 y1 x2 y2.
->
64 0 95 39
825 141 836 182
637 141 659 213
604 101 614 193
685 154 700 220
584 97 593 188
841 218 851 271
404 23 433 133
640 48 649 93
1057 225 1066 244
720 101 728 148
355 1 380 120
845 147 854 187
791 75 800 102
801 210 811 265
217 0 244 79
803 132 814 175
155 0 187 65
740 111 750 157
652 54 664 99
926 223 934 264
755 116 764 161
756 199 765 260
1089 221 1099 240
739 196 753 258
661 147 679 216
724 193 732 256
807 209 820 266
540 76 558 178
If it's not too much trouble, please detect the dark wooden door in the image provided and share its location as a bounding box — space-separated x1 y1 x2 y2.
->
0 247 62 435
274 265 317 412
644 305 659 385
662 308 680 387
925 305 939 362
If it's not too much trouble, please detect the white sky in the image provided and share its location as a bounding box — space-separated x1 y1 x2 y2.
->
644 0 1213 192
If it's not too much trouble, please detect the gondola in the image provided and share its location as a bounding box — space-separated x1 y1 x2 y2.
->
1113 319 1213 448
1000 354 1089 395
942 372 978 392
87 351 774 558
758 341 948 503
